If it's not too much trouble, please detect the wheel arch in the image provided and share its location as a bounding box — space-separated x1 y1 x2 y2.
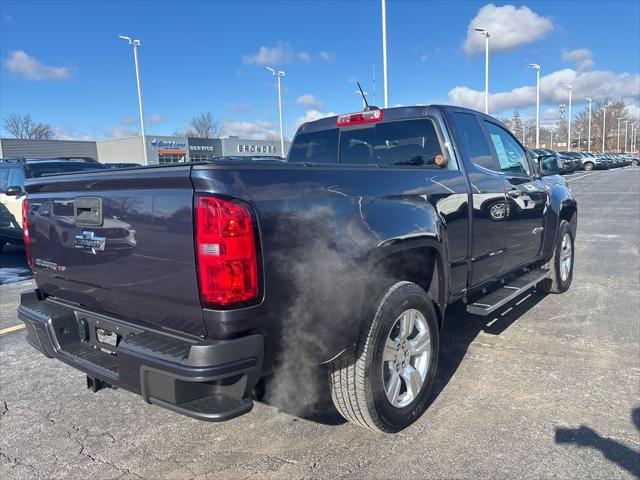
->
362 239 448 332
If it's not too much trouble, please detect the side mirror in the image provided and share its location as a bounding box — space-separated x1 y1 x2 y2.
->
5 185 24 197
536 155 560 176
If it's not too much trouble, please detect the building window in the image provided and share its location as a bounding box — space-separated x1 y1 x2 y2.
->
189 153 214 162
158 151 186 164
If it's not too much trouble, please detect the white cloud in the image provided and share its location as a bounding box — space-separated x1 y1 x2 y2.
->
147 114 166 126
463 4 553 55
319 51 335 62
101 116 138 138
228 102 252 113
296 51 312 63
296 94 323 110
3 50 71 80
55 127 92 141
3 14 14 23
242 42 311 66
294 109 337 129
420 54 428 63
220 120 279 140
562 48 594 72
447 68 640 114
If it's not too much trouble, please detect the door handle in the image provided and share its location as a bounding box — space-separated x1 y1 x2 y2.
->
507 189 521 198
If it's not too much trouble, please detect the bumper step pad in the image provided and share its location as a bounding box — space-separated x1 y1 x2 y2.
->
150 393 253 421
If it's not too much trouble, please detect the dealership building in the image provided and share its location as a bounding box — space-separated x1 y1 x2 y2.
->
0 136 289 165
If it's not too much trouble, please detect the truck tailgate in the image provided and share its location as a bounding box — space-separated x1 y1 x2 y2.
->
24 166 206 337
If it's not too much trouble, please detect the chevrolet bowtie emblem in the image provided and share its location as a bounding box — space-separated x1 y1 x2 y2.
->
74 230 106 254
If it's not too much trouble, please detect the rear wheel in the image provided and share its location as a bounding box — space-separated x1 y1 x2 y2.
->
538 219 574 294
329 281 439 433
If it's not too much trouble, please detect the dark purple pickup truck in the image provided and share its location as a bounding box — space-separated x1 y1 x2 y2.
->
18 105 577 432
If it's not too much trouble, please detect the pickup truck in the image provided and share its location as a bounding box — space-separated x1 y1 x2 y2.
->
18 105 577 433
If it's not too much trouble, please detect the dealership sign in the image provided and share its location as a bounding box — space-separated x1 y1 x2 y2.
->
149 138 187 150
237 144 278 154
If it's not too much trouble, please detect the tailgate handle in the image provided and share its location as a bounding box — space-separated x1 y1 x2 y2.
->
74 197 103 227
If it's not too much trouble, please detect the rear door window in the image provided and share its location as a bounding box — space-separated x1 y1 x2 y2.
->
0 169 8 191
339 127 375 165
289 118 447 168
288 128 339 164
7 168 26 187
374 119 444 167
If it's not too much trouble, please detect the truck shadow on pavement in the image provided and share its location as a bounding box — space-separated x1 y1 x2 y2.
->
428 291 547 408
259 291 548 427
555 408 640 478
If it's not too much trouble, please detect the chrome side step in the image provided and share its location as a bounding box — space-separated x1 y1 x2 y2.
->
466 269 550 316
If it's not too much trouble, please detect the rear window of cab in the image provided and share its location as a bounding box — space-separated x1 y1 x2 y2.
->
289 118 446 168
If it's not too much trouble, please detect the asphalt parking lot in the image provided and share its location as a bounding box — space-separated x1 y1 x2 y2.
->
1 167 639 480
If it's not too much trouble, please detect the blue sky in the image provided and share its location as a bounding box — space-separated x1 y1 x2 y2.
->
1 1 639 140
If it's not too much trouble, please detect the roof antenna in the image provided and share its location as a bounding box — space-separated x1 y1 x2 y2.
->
356 81 371 111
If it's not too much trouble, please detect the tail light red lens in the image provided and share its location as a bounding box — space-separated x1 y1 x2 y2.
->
195 196 259 307
22 200 34 268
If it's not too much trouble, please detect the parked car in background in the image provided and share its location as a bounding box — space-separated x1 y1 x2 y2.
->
577 152 608 171
545 151 575 173
0 157 105 251
557 152 584 171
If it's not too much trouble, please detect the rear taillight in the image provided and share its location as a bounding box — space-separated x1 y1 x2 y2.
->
336 109 383 126
195 196 259 308
22 200 34 268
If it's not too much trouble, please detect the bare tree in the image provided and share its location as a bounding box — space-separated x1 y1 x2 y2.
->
3 113 55 140
30 123 55 140
574 98 629 152
189 112 220 138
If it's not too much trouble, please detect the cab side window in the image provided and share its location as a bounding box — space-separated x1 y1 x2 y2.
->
484 122 530 176
7 168 26 188
449 112 499 171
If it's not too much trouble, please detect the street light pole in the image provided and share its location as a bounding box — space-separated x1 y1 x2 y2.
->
266 67 286 158
586 98 592 153
119 35 148 165
563 84 572 151
550 129 553 149
616 117 622 152
624 120 629 152
475 28 490 114
602 107 606 152
529 64 540 148
381 0 389 108
578 129 581 150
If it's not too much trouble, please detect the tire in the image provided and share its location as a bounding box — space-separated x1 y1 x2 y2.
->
583 162 594 171
632 160 639 167
538 219 574 294
329 281 439 433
